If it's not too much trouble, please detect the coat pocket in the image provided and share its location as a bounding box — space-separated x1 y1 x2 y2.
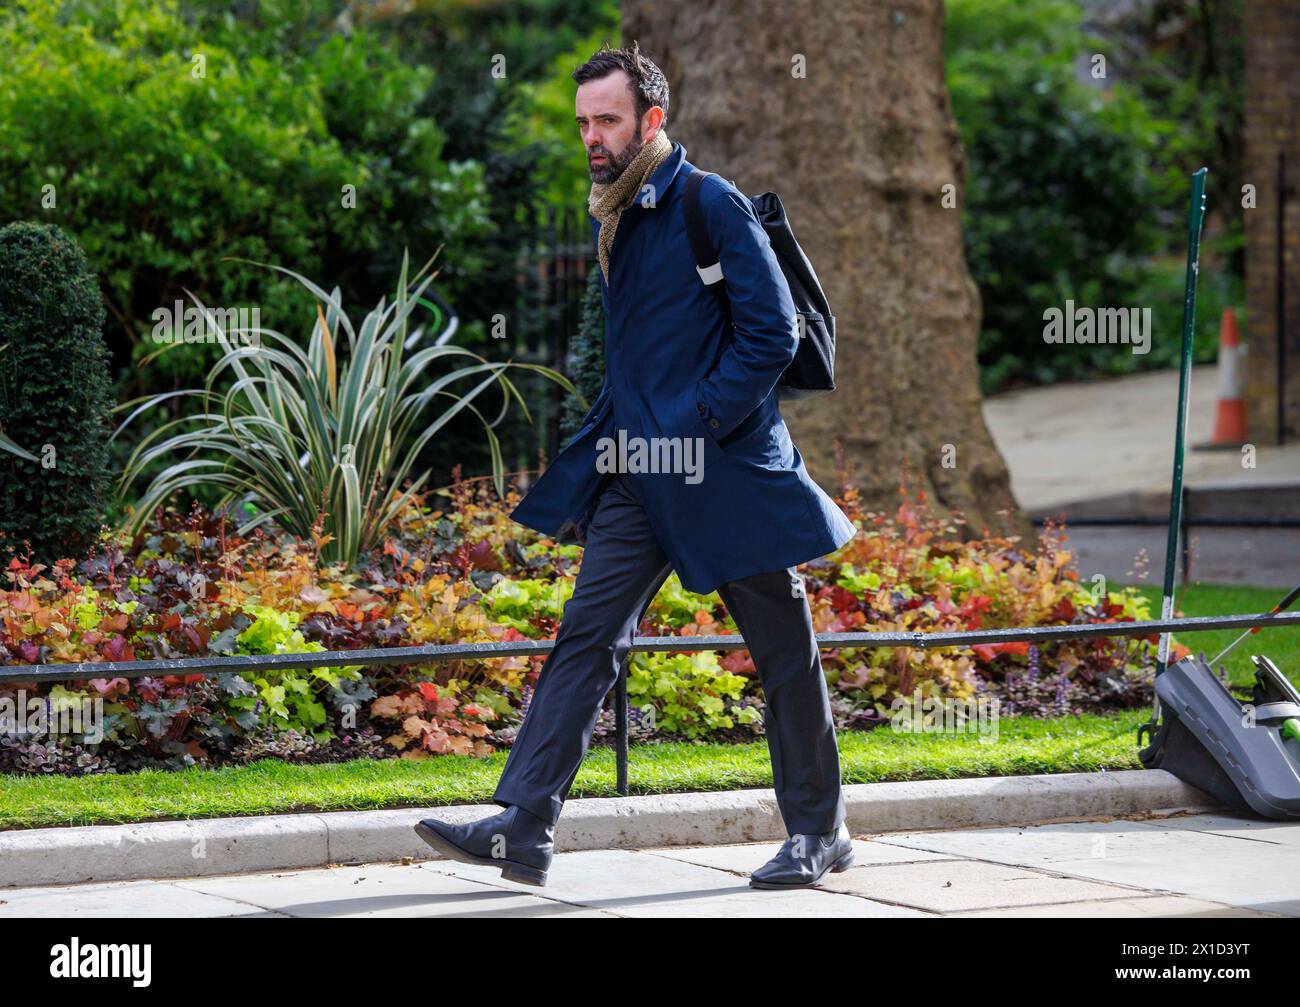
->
714 404 769 452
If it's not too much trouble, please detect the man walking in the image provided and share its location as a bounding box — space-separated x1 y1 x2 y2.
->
416 42 858 890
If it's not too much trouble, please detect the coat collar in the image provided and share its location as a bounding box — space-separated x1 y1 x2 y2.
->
623 139 689 215
647 139 689 198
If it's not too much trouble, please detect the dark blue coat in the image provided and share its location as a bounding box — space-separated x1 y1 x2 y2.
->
510 140 857 595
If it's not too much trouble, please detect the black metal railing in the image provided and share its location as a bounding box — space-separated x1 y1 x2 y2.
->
4 611 1297 795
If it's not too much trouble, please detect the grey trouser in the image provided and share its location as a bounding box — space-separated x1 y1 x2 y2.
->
493 471 846 835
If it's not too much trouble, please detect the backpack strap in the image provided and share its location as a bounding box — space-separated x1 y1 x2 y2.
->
684 168 731 322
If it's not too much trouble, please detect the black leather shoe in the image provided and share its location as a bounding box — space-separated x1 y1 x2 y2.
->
414 804 555 886
749 823 854 889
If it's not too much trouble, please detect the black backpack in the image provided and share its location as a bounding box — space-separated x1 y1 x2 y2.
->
683 167 836 400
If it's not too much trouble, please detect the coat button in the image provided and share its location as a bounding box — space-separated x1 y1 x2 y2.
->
697 402 706 416
709 418 720 428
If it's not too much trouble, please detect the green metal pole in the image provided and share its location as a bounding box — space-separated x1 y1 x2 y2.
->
1144 167 1208 741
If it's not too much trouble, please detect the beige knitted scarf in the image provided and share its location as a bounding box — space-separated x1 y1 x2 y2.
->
588 130 673 282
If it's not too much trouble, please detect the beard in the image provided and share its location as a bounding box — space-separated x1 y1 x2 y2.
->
587 133 644 184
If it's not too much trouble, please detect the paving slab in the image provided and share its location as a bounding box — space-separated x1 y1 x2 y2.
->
1142 813 1300 846
872 814 1300 916
950 895 1277 918
647 838 955 874
0 878 284 918
173 863 611 918
815 858 1147 913
877 818 1178 865
420 847 928 917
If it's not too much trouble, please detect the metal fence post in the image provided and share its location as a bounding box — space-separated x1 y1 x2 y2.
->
615 663 629 796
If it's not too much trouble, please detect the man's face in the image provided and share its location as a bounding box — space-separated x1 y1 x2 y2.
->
575 69 660 184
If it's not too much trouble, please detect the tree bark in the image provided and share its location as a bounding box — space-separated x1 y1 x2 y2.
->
623 0 1026 537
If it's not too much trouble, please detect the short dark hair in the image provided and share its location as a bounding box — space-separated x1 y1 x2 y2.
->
572 40 669 125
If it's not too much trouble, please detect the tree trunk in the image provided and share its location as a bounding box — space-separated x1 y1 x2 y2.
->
623 0 1026 537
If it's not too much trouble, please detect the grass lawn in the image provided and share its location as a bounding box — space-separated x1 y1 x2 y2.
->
1132 582 1299 688
0 711 1147 830
0 582 1293 831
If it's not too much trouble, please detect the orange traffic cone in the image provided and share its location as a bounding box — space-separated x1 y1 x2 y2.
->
1195 306 1247 450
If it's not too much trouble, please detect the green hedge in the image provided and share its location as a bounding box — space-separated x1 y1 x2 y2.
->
560 264 608 442
0 0 491 396
0 221 113 562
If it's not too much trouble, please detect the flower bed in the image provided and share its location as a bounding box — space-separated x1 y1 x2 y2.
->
0 474 1175 775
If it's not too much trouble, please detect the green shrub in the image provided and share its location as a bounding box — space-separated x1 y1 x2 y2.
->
946 0 1165 391
560 264 608 441
233 605 366 742
484 577 575 634
0 221 114 561
0 0 491 395
627 651 757 740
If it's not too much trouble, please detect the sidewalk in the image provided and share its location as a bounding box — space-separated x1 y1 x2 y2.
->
982 365 1300 513
1 811 1292 918
982 366 1300 587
